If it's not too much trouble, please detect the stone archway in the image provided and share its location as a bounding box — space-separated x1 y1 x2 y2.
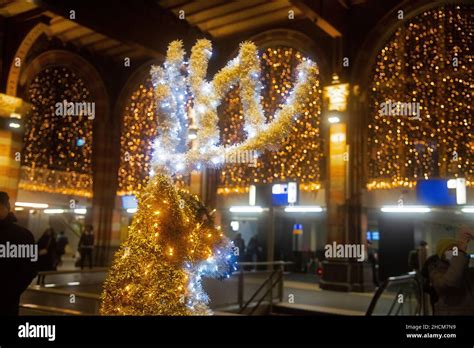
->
18 49 115 265
351 0 473 188
6 23 51 97
246 28 330 84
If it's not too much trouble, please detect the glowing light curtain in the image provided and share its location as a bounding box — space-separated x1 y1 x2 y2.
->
218 46 323 190
21 66 93 196
118 79 157 195
368 5 473 189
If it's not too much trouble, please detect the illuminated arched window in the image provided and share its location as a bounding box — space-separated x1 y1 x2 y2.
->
21 66 94 196
368 4 473 190
117 78 157 195
219 46 323 192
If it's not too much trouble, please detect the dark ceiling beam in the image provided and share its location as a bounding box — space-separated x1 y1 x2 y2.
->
290 0 346 38
93 44 123 55
49 17 78 35
338 0 350 10
6 7 45 23
187 0 266 25
200 1 292 32
88 38 120 52
159 0 193 10
68 31 97 45
76 33 106 47
36 0 206 56
209 6 302 39
170 0 228 16
51 24 80 38
58 26 94 41
104 45 136 56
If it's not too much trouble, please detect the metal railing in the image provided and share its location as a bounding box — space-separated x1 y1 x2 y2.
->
24 285 102 315
237 261 292 315
27 268 106 315
20 303 87 316
36 267 108 286
366 272 424 316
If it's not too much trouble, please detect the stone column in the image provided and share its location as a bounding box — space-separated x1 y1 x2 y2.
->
320 80 374 292
0 94 30 202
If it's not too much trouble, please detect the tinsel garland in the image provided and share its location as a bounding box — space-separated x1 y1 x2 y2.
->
150 39 319 173
150 41 189 171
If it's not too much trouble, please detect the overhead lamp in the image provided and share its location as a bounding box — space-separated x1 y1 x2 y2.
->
229 206 264 213
381 206 431 213
44 209 65 214
74 208 87 215
461 206 474 213
284 206 323 213
15 202 48 209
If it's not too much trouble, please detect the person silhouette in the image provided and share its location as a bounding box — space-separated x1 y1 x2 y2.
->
0 192 38 315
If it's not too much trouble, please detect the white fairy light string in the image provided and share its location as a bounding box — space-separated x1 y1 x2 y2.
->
150 39 319 175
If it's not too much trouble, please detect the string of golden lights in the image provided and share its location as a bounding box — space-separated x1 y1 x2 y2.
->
118 80 156 195
219 46 323 190
368 5 472 190
23 66 93 197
